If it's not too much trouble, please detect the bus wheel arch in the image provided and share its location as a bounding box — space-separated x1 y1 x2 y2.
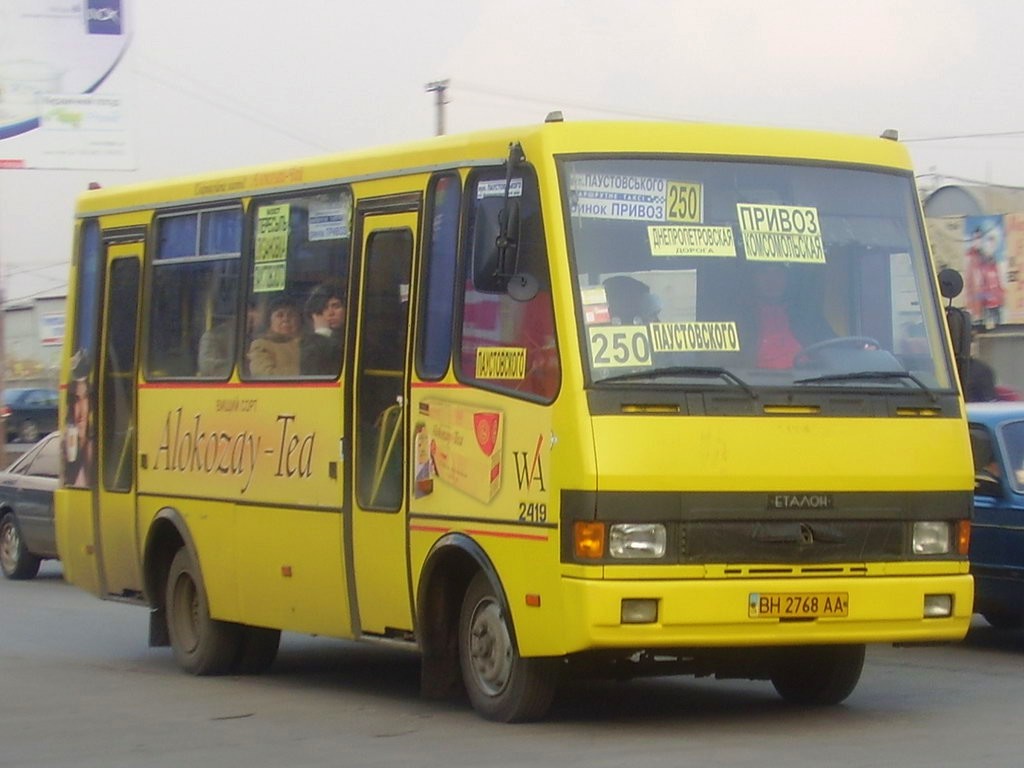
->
416 534 487 701
141 509 201 649
417 533 559 722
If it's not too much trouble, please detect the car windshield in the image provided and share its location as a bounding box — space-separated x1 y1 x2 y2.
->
2 388 31 405
999 420 1024 493
562 157 955 393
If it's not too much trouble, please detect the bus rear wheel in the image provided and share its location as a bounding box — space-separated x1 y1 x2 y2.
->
458 571 558 722
770 644 865 706
165 548 240 675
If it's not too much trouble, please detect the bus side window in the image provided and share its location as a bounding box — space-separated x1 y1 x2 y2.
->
458 167 560 401
244 188 353 380
147 208 242 380
416 173 461 380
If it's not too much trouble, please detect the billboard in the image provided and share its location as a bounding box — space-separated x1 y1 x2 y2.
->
0 0 133 170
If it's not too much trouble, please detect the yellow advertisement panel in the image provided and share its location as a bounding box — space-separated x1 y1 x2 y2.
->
737 203 825 263
137 385 343 509
648 225 736 257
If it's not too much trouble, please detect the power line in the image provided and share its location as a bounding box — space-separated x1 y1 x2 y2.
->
915 171 1024 191
4 261 70 277
454 80 709 123
132 55 335 152
904 130 1024 143
1 281 69 307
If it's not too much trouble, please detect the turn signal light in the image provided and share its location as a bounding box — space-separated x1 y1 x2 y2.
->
574 521 605 559
957 519 971 556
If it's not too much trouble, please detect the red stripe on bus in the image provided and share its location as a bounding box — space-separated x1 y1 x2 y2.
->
138 381 339 390
410 381 465 389
410 523 548 542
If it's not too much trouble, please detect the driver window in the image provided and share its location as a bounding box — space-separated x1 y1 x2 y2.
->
458 167 560 401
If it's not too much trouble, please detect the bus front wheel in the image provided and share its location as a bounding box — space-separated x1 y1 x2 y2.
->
770 644 865 706
458 571 558 722
165 548 240 675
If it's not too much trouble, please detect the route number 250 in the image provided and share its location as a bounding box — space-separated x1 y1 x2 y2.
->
588 326 652 368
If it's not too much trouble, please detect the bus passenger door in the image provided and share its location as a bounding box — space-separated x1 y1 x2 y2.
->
96 242 143 597
349 207 417 636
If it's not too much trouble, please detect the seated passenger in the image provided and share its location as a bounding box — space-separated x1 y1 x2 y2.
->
752 263 801 369
603 275 661 325
199 300 265 377
300 281 346 375
197 318 235 377
749 262 833 369
247 294 301 377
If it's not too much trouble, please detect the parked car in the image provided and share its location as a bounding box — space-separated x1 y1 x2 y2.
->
0 431 61 579
967 402 1024 628
1 387 60 443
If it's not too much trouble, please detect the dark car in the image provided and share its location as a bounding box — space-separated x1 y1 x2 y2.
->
1 387 60 443
0 431 61 579
967 403 1024 628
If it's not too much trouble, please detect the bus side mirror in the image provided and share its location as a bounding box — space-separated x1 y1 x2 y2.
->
938 268 971 391
938 267 964 301
472 197 518 293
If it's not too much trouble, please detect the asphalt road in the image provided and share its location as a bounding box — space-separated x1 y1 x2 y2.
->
3 562 1023 768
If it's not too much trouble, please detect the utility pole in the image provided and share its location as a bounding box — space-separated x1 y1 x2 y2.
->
425 79 450 136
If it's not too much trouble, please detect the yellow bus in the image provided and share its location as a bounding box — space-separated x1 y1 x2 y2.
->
55 118 974 721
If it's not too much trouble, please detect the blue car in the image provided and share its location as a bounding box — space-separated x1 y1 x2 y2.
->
967 403 1024 628
1 387 60 443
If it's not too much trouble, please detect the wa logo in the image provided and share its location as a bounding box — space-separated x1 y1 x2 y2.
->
86 0 123 35
512 434 546 492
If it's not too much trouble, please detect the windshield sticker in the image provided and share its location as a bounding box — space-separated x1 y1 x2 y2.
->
648 225 736 257
666 181 703 223
253 204 289 293
581 286 611 324
569 173 667 221
649 322 740 353
737 204 825 264
588 326 653 368
477 178 523 199
308 199 350 241
475 346 527 380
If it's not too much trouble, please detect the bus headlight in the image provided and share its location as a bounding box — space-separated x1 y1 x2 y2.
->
609 523 667 559
912 521 952 555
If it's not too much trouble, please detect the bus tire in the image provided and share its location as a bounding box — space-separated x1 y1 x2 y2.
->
458 571 558 722
232 626 281 674
771 644 865 706
165 548 240 675
1 512 41 580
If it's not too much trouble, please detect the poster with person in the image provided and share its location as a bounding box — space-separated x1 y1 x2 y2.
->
964 215 1008 329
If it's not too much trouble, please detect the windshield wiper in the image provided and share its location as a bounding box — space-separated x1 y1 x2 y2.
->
598 366 758 399
794 370 937 402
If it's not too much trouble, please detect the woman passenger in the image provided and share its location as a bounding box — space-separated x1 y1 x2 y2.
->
247 294 301 376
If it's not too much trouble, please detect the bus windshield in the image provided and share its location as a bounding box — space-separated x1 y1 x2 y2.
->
563 157 954 392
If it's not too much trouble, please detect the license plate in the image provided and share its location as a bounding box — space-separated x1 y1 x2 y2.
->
748 592 849 619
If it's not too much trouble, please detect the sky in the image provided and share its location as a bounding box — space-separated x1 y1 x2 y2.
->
3 0 1024 304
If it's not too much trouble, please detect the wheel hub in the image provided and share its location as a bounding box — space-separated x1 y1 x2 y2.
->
468 599 513 697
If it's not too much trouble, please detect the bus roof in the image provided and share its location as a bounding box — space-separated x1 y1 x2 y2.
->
74 119 914 217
